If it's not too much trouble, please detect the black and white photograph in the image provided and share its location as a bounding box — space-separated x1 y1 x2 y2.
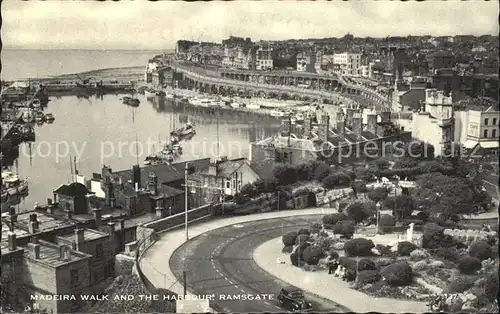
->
1 1 499 313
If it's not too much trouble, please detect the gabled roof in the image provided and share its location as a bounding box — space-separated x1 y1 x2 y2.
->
53 182 90 197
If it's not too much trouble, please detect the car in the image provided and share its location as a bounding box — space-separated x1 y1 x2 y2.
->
277 286 313 312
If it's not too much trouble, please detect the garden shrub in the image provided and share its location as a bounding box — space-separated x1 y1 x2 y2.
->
331 242 345 250
314 163 332 182
310 223 322 234
379 214 396 227
344 238 375 257
295 242 310 260
333 220 355 238
298 228 311 236
428 260 445 269
302 246 325 266
322 172 352 189
282 245 294 253
397 241 418 256
290 252 299 266
374 257 396 268
282 231 298 246
422 222 447 249
468 240 493 261
328 250 339 260
338 256 358 272
381 261 414 286
457 256 482 274
375 157 391 170
416 211 429 222
345 202 370 223
356 270 381 285
322 237 335 249
412 260 428 271
357 258 377 271
434 247 460 262
374 244 393 256
295 234 310 245
445 276 476 293
409 249 430 261
484 273 499 302
322 213 350 229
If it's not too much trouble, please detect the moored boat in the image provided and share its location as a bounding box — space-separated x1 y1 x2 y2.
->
170 122 195 138
32 98 41 108
144 88 156 98
44 113 55 121
1 171 29 197
34 111 45 122
123 96 140 107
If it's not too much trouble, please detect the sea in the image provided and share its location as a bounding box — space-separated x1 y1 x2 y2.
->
1 50 281 210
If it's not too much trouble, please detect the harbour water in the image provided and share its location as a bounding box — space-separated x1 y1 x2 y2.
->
8 94 281 209
1 49 166 80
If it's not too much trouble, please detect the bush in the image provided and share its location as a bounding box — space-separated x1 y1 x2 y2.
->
416 212 429 222
434 248 459 263
468 240 493 261
374 244 393 256
310 223 322 234
356 270 382 285
333 220 355 238
412 260 428 271
381 261 414 286
375 157 391 170
397 241 418 256
314 163 332 182
328 250 339 260
290 252 299 266
322 213 350 228
282 231 298 246
484 273 499 302
410 249 430 261
322 172 351 189
445 276 475 293
374 257 396 268
422 222 446 249
338 256 358 272
302 246 325 265
346 202 370 223
282 245 294 253
298 228 311 236
367 187 390 202
295 242 310 260
379 214 396 227
358 258 377 271
457 256 482 274
344 238 375 257
295 234 310 246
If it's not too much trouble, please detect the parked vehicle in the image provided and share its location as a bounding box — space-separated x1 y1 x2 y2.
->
277 286 313 312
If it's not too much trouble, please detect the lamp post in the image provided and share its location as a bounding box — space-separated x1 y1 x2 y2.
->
376 201 381 234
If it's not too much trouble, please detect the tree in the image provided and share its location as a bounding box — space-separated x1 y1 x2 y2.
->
345 202 370 223
384 195 415 220
272 163 298 185
404 141 435 160
302 246 325 265
367 187 390 203
322 172 351 189
414 173 482 219
375 157 391 170
314 163 332 182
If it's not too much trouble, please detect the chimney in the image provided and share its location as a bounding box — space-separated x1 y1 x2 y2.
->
118 219 125 231
8 207 17 223
8 231 17 250
336 111 346 136
28 214 39 234
75 228 85 251
59 246 71 261
155 199 165 218
208 159 218 176
367 114 378 136
303 114 312 138
65 209 72 220
317 114 330 143
107 222 116 236
28 242 41 259
280 118 292 137
148 172 158 196
352 111 363 140
346 108 354 128
93 208 102 226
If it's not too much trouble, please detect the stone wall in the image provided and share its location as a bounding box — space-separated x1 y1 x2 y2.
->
115 254 135 277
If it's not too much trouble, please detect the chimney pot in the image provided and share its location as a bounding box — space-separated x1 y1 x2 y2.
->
8 232 17 251
28 243 41 259
59 246 72 261
65 209 72 219
75 228 85 251
93 208 102 226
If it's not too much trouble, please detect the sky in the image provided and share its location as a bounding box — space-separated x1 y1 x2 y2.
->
2 0 499 50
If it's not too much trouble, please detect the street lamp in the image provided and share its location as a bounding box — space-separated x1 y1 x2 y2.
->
376 201 381 234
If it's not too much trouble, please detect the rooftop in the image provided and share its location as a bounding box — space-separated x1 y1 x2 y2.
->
1 210 74 238
53 182 90 197
57 228 109 243
23 240 91 268
249 160 276 181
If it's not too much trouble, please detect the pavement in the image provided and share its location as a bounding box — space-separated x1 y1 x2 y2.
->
139 207 336 312
255 237 429 313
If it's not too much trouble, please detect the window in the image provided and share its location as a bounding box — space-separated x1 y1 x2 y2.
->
493 129 497 138
226 181 230 188
484 118 489 125
483 129 488 138
96 243 103 257
493 118 498 125
70 269 79 287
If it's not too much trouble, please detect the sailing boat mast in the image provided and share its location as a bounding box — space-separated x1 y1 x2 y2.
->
69 155 74 182
135 135 140 165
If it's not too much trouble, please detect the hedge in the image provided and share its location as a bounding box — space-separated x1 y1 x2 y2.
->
282 232 298 246
346 202 370 223
356 270 382 285
333 220 355 238
338 256 358 272
295 242 311 260
282 245 294 253
468 240 493 261
357 258 377 271
381 261 414 286
397 241 418 256
295 234 310 246
379 214 396 227
344 238 375 257
457 256 482 274
290 252 299 266
445 276 475 293
310 223 322 234
484 273 499 302
434 247 460 262
322 213 350 228
302 246 324 265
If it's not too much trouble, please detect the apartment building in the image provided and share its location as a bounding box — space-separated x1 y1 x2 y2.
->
256 44 274 71
333 52 363 76
455 106 499 153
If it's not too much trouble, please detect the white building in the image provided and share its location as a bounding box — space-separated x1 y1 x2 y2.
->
333 52 363 76
256 45 273 71
454 106 499 152
411 89 454 156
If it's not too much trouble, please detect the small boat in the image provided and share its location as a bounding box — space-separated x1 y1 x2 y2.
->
123 96 140 107
34 111 45 122
144 88 156 98
44 113 55 121
156 90 166 96
1 171 29 197
171 122 195 138
173 144 183 154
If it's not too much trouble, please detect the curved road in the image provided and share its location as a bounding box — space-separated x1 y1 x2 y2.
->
170 215 349 313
